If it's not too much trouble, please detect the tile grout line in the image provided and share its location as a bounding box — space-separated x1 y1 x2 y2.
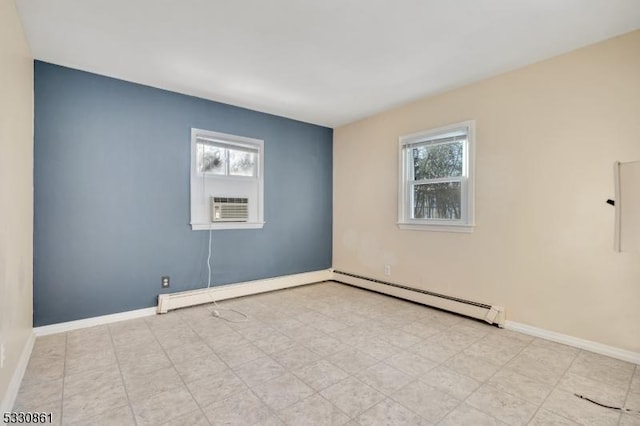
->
177 306 285 425
482 337 548 424
59 332 68 425
224 312 343 425
198 292 403 424
528 346 584 425
619 364 637 426
220 302 341 422
62 326 135 425
358 353 433 422
106 323 139 426
460 332 540 424
213 317 292 425
144 313 217 426
398 323 533 423
414 323 490 423
341 299 468 423
30 282 638 426
230 319 337 424
385 377 445 424
359 314 464 424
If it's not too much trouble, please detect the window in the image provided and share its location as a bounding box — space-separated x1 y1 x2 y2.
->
197 141 258 177
190 128 264 230
398 121 475 232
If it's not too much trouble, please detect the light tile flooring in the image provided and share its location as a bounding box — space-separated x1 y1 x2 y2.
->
15 282 640 425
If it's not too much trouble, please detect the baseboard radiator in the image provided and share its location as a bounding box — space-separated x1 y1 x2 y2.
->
157 269 333 313
332 270 505 327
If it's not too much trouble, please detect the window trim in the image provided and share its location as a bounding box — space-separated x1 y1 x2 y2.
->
190 128 265 231
397 120 475 233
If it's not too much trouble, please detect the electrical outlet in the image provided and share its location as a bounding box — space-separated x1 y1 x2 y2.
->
0 343 6 369
161 276 170 288
384 265 391 276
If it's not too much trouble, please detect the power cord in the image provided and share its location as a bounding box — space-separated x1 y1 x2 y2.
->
205 226 248 323
574 394 640 415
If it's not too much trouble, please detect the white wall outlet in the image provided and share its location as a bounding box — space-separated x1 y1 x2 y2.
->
384 265 391 276
0 343 6 369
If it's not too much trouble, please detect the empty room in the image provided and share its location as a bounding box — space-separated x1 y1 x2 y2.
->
2 0 640 425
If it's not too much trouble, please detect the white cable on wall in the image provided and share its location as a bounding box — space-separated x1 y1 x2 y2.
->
205 213 248 323
197 142 248 322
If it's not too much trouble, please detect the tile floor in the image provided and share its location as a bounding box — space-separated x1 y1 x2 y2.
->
14 282 640 425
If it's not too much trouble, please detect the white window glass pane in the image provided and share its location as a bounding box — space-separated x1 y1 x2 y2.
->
229 149 257 177
413 182 461 220
413 141 463 180
198 143 227 175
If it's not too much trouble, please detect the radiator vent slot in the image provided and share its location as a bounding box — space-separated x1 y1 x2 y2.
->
332 270 505 326
211 197 249 222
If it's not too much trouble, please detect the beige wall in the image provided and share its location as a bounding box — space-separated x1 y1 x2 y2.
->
0 0 34 409
334 31 640 352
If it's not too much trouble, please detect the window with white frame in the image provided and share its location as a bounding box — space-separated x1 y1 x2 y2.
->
398 120 475 232
190 128 264 230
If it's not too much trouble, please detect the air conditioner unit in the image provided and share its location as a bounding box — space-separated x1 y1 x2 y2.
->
211 197 249 222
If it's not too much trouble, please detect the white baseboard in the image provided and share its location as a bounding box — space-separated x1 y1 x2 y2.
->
504 320 640 365
158 269 333 313
0 332 35 413
32 269 333 336
34 307 157 337
331 270 505 327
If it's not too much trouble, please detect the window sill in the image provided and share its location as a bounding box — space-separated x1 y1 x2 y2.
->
397 222 474 233
191 222 265 231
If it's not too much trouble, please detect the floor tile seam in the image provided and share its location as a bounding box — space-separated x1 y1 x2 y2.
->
197 386 281 426
63 399 131 426
498 338 576 388
200 333 249 353
620 370 639 426
414 364 478 400
181 312 254 364
456 331 536 425
16 338 66 417
142 313 214 426
411 336 468 369
15 376 66 409
560 371 633 406
354 359 411 397
106 319 140 426
253 389 285 426
251 376 330 421
480 370 550 407
315 377 374 421
59 333 68 425
385 378 463 424
356 395 430 425
110 336 161 353
389 376 456 424
369 329 423 353
230 352 291 388
182 304 295 423
526 347 593 426
528 340 581 359
622 363 637 415
176 308 266 424
566 348 631 398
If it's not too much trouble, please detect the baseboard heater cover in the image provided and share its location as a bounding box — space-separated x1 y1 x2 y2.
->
157 269 333 313
332 270 505 326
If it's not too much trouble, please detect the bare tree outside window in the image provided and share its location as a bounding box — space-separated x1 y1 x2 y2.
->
197 144 257 177
399 121 474 231
412 141 463 220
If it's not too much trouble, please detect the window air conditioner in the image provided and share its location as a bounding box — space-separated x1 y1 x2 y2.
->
211 197 249 222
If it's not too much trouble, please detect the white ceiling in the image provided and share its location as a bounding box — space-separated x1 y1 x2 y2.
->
16 0 640 127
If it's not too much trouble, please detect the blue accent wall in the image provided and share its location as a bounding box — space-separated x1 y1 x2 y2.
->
34 61 333 326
